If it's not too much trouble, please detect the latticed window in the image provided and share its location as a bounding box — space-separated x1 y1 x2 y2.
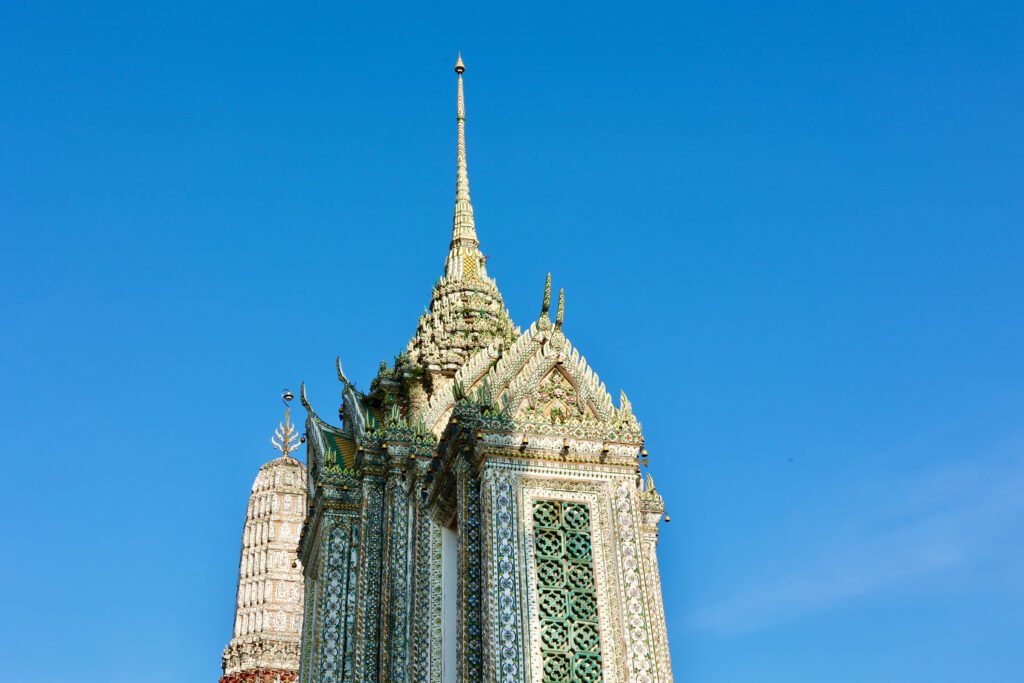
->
533 500 603 683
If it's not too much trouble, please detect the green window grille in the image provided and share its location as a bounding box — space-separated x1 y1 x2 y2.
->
533 500 603 683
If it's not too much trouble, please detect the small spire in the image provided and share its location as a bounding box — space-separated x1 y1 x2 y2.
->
541 273 552 316
555 289 565 330
454 53 465 74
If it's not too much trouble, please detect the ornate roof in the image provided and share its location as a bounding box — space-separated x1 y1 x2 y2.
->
418 276 641 441
300 382 362 474
302 60 644 458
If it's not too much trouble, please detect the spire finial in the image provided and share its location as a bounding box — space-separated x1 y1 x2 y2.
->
449 53 478 256
555 289 565 330
541 273 552 315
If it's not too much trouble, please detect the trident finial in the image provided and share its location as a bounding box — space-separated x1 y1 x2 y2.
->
555 289 565 330
272 389 302 458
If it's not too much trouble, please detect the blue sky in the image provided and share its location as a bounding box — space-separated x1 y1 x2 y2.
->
2 1 1023 681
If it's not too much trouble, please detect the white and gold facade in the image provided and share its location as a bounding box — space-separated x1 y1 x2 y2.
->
283 58 671 683
222 406 308 683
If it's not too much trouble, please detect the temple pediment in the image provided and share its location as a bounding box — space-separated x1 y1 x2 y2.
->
418 286 641 439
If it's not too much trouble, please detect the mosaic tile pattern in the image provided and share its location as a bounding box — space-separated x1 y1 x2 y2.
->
483 469 526 683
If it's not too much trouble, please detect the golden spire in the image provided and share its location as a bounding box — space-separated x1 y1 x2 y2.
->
451 53 477 248
272 389 302 458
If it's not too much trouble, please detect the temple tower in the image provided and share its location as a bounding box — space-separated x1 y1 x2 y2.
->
297 58 673 683
222 395 308 683
405 54 517 407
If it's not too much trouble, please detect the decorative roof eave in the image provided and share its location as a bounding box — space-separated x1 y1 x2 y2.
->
300 382 361 474
452 401 644 445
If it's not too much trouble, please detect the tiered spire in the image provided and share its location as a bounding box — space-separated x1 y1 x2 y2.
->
444 55 488 283
452 54 476 247
406 56 516 378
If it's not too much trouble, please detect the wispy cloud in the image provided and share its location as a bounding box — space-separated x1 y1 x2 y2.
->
689 442 1024 635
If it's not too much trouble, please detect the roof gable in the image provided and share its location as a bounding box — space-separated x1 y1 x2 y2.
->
419 311 640 438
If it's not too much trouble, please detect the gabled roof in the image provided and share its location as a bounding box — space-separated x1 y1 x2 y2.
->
419 279 641 438
300 383 359 471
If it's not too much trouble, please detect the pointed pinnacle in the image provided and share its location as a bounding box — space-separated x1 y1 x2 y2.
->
455 53 465 74
555 288 565 329
541 273 552 316
336 357 349 385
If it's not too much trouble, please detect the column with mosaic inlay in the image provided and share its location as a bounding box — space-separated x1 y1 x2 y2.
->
409 458 443 683
479 466 528 683
299 509 362 683
380 444 414 683
454 457 484 683
353 461 386 683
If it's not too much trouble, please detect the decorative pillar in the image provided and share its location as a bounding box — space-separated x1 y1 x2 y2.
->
380 450 413 683
638 478 673 683
353 468 386 683
455 458 483 683
304 514 361 683
409 460 443 683
479 466 527 683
